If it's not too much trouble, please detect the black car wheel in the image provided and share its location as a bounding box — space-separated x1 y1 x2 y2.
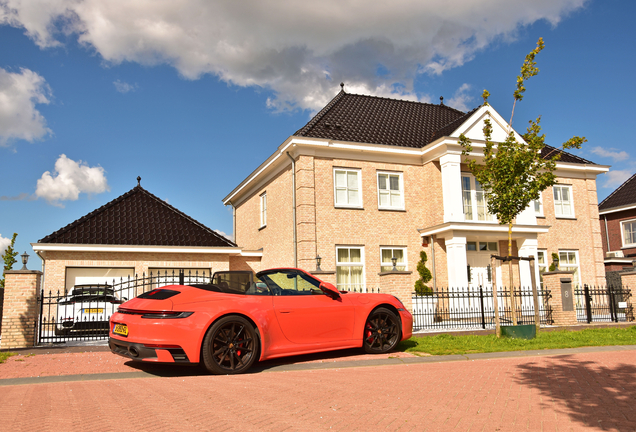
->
202 316 259 374
363 307 401 354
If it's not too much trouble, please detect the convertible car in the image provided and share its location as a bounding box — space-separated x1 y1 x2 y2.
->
109 268 412 374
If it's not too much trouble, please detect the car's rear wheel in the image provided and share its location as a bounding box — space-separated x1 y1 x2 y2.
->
363 307 401 354
202 316 259 375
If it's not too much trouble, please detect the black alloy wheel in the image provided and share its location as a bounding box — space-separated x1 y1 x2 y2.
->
363 307 401 354
202 316 259 374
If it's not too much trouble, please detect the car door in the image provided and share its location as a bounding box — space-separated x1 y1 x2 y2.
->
261 270 355 344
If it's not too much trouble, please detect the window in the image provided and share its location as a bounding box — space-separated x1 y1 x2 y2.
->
467 242 497 252
377 172 404 210
257 269 323 296
260 192 267 227
537 250 547 288
336 246 365 291
621 220 636 247
533 193 544 217
380 247 407 272
553 185 574 218
334 169 362 208
559 250 580 287
461 175 494 222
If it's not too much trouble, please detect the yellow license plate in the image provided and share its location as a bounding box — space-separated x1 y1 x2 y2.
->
83 308 104 314
113 323 128 337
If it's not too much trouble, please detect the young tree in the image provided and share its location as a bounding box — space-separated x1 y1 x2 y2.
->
1 233 19 289
459 38 586 287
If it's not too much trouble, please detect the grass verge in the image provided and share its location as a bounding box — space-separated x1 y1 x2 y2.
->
0 352 17 364
397 326 636 356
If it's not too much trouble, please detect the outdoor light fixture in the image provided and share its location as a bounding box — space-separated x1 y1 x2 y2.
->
21 251 29 270
316 255 322 271
391 256 398 271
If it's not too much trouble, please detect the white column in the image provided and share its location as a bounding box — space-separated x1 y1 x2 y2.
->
440 154 464 223
445 235 468 288
516 202 537 225
518 236 539 288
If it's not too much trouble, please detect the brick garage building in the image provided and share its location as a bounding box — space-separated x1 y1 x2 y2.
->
32 181 262 294
598 173 636 284
223 88 608 305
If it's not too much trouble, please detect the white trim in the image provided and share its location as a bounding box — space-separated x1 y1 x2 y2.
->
333 167 363 208
377 171 405 210
417 221 550 237
32 243 247 255
599 203 636 215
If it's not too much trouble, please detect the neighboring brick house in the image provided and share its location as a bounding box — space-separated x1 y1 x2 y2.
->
32 180 262 294
223 89 608 296
598 173 636 283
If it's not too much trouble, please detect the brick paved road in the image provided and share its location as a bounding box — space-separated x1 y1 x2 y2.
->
1 349 635 431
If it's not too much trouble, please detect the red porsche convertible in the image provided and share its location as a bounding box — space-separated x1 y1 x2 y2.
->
109 268 413 374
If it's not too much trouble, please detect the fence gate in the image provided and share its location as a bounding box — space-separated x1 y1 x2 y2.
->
576 285 634 323
37 269 212 345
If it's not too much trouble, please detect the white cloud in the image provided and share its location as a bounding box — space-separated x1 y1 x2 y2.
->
591 146 629 162
214 230 234 242
35 154 110 206
602 170 633 189
113 80 137 93
0 234 12 256
0 67 52 146
1 0 587 111
446 83 473 112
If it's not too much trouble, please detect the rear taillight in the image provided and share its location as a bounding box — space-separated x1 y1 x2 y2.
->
141 311 193 319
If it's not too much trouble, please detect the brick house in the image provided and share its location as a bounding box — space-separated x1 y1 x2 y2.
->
32 181 262 294
223 89 608 296
598 173 636 283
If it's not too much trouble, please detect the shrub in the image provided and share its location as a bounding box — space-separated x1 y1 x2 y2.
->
414 251 433 295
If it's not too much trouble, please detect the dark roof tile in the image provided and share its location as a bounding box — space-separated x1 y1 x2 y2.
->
599 172 636 211
39 185 236 247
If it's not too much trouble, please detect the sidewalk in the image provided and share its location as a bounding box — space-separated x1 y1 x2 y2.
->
1 345 635 431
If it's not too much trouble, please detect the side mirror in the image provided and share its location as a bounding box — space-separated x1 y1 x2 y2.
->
320 282 340 299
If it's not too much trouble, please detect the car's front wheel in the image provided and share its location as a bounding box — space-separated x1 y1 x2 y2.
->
202 316 259 375
363 307 401 354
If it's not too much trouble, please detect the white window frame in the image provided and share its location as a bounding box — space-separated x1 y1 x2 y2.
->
537 250 547 288
558 250 580 287
620 219 636 247
336 246 366 292
377 171 404 210
461 174 495 222
553 185 575 218
533 193 544 217
333 168 363 208
260 192 267 228
380 246 407 272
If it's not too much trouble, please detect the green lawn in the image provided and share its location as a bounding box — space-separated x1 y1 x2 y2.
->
398 325 636 356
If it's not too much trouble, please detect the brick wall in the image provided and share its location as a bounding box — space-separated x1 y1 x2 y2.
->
537 177 606 286
1 270 42 349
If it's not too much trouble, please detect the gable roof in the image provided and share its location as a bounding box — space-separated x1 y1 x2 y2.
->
599 172 636 211
39 184 236 247
294 90 467 148
293 90 599 167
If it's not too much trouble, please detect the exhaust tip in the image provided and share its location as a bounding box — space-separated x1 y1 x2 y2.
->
128 346 140 358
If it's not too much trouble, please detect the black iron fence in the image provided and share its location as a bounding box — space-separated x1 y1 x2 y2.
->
575 285 634 323
412 286 553 331
37 269 212 344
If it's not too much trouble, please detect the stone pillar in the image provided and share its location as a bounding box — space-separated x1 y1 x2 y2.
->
378 271 413 313
445 236 468 288
1 270 42 349
542 271 578 326
440 154 463 223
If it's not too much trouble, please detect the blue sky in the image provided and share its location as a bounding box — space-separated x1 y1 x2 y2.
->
1 0 634 269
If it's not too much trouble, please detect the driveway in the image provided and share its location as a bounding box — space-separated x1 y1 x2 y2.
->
1 346 635 431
